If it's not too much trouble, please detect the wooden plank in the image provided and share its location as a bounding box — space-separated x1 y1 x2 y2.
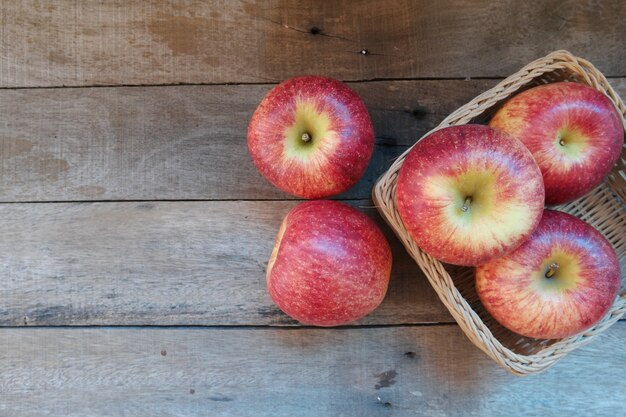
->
0 200 449 326
1 324 624 416
0 79 495 202
3 78 625 202
0 0 625 87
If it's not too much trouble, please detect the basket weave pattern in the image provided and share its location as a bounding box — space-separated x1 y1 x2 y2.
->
372 50 626 375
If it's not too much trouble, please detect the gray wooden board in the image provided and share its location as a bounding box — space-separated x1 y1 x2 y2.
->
2 2 625 415
1 0 625 87
1 324 625 417
0 79 495 202
0 200 449 326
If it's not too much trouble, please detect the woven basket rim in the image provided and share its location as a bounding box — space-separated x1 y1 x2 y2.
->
372 50 626 376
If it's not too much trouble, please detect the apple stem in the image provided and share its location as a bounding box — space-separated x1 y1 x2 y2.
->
545 262 559 279
301 132 312 143
461 197 472 212
559 139 565 146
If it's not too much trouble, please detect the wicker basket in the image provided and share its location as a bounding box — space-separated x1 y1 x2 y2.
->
372 50 626 376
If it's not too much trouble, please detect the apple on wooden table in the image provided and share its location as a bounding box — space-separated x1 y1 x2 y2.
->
489 82 624 205
248 76 374 198
266 200 392 327
395 124 545 266
476 210 620 339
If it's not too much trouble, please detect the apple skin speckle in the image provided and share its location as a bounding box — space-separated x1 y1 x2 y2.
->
267 200 392 327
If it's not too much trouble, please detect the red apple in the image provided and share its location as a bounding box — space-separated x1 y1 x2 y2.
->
476 210 620 339
266 200 392 326
395 125 545 266
248 76 374 198
489 82 624 205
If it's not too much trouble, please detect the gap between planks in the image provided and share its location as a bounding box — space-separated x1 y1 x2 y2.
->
0 322 460 330
0 75 624 91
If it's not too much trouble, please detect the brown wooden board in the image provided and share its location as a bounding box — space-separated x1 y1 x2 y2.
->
1 79 625 202
1 0 625 88
1 2 625 415
0 199 449 326
1 324 625 416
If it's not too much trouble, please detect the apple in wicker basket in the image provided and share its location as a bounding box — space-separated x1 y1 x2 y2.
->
476 210 620 339
266 200 392 326
248 76 374 198
489 82 624 205
395 125 545 266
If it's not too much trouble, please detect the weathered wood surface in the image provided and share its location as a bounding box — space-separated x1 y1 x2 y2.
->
1 2 625 415
0 80 493 202
1 0 625 87
1 78 625 202
1 324 625 417
0 200 450 326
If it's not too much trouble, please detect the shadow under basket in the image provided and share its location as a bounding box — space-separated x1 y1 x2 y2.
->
372 50 626 376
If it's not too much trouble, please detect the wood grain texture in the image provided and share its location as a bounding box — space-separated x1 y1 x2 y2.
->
0 200 449 326
2 78 625 202
1 324 625 417
0 0 624 87
0 79 494 202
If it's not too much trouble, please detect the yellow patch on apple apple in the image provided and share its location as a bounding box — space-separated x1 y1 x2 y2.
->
266 213 289 283
425 169 537 248
282 99 339 163
490 107 526 137
532 249 582 292
553 127 589 165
